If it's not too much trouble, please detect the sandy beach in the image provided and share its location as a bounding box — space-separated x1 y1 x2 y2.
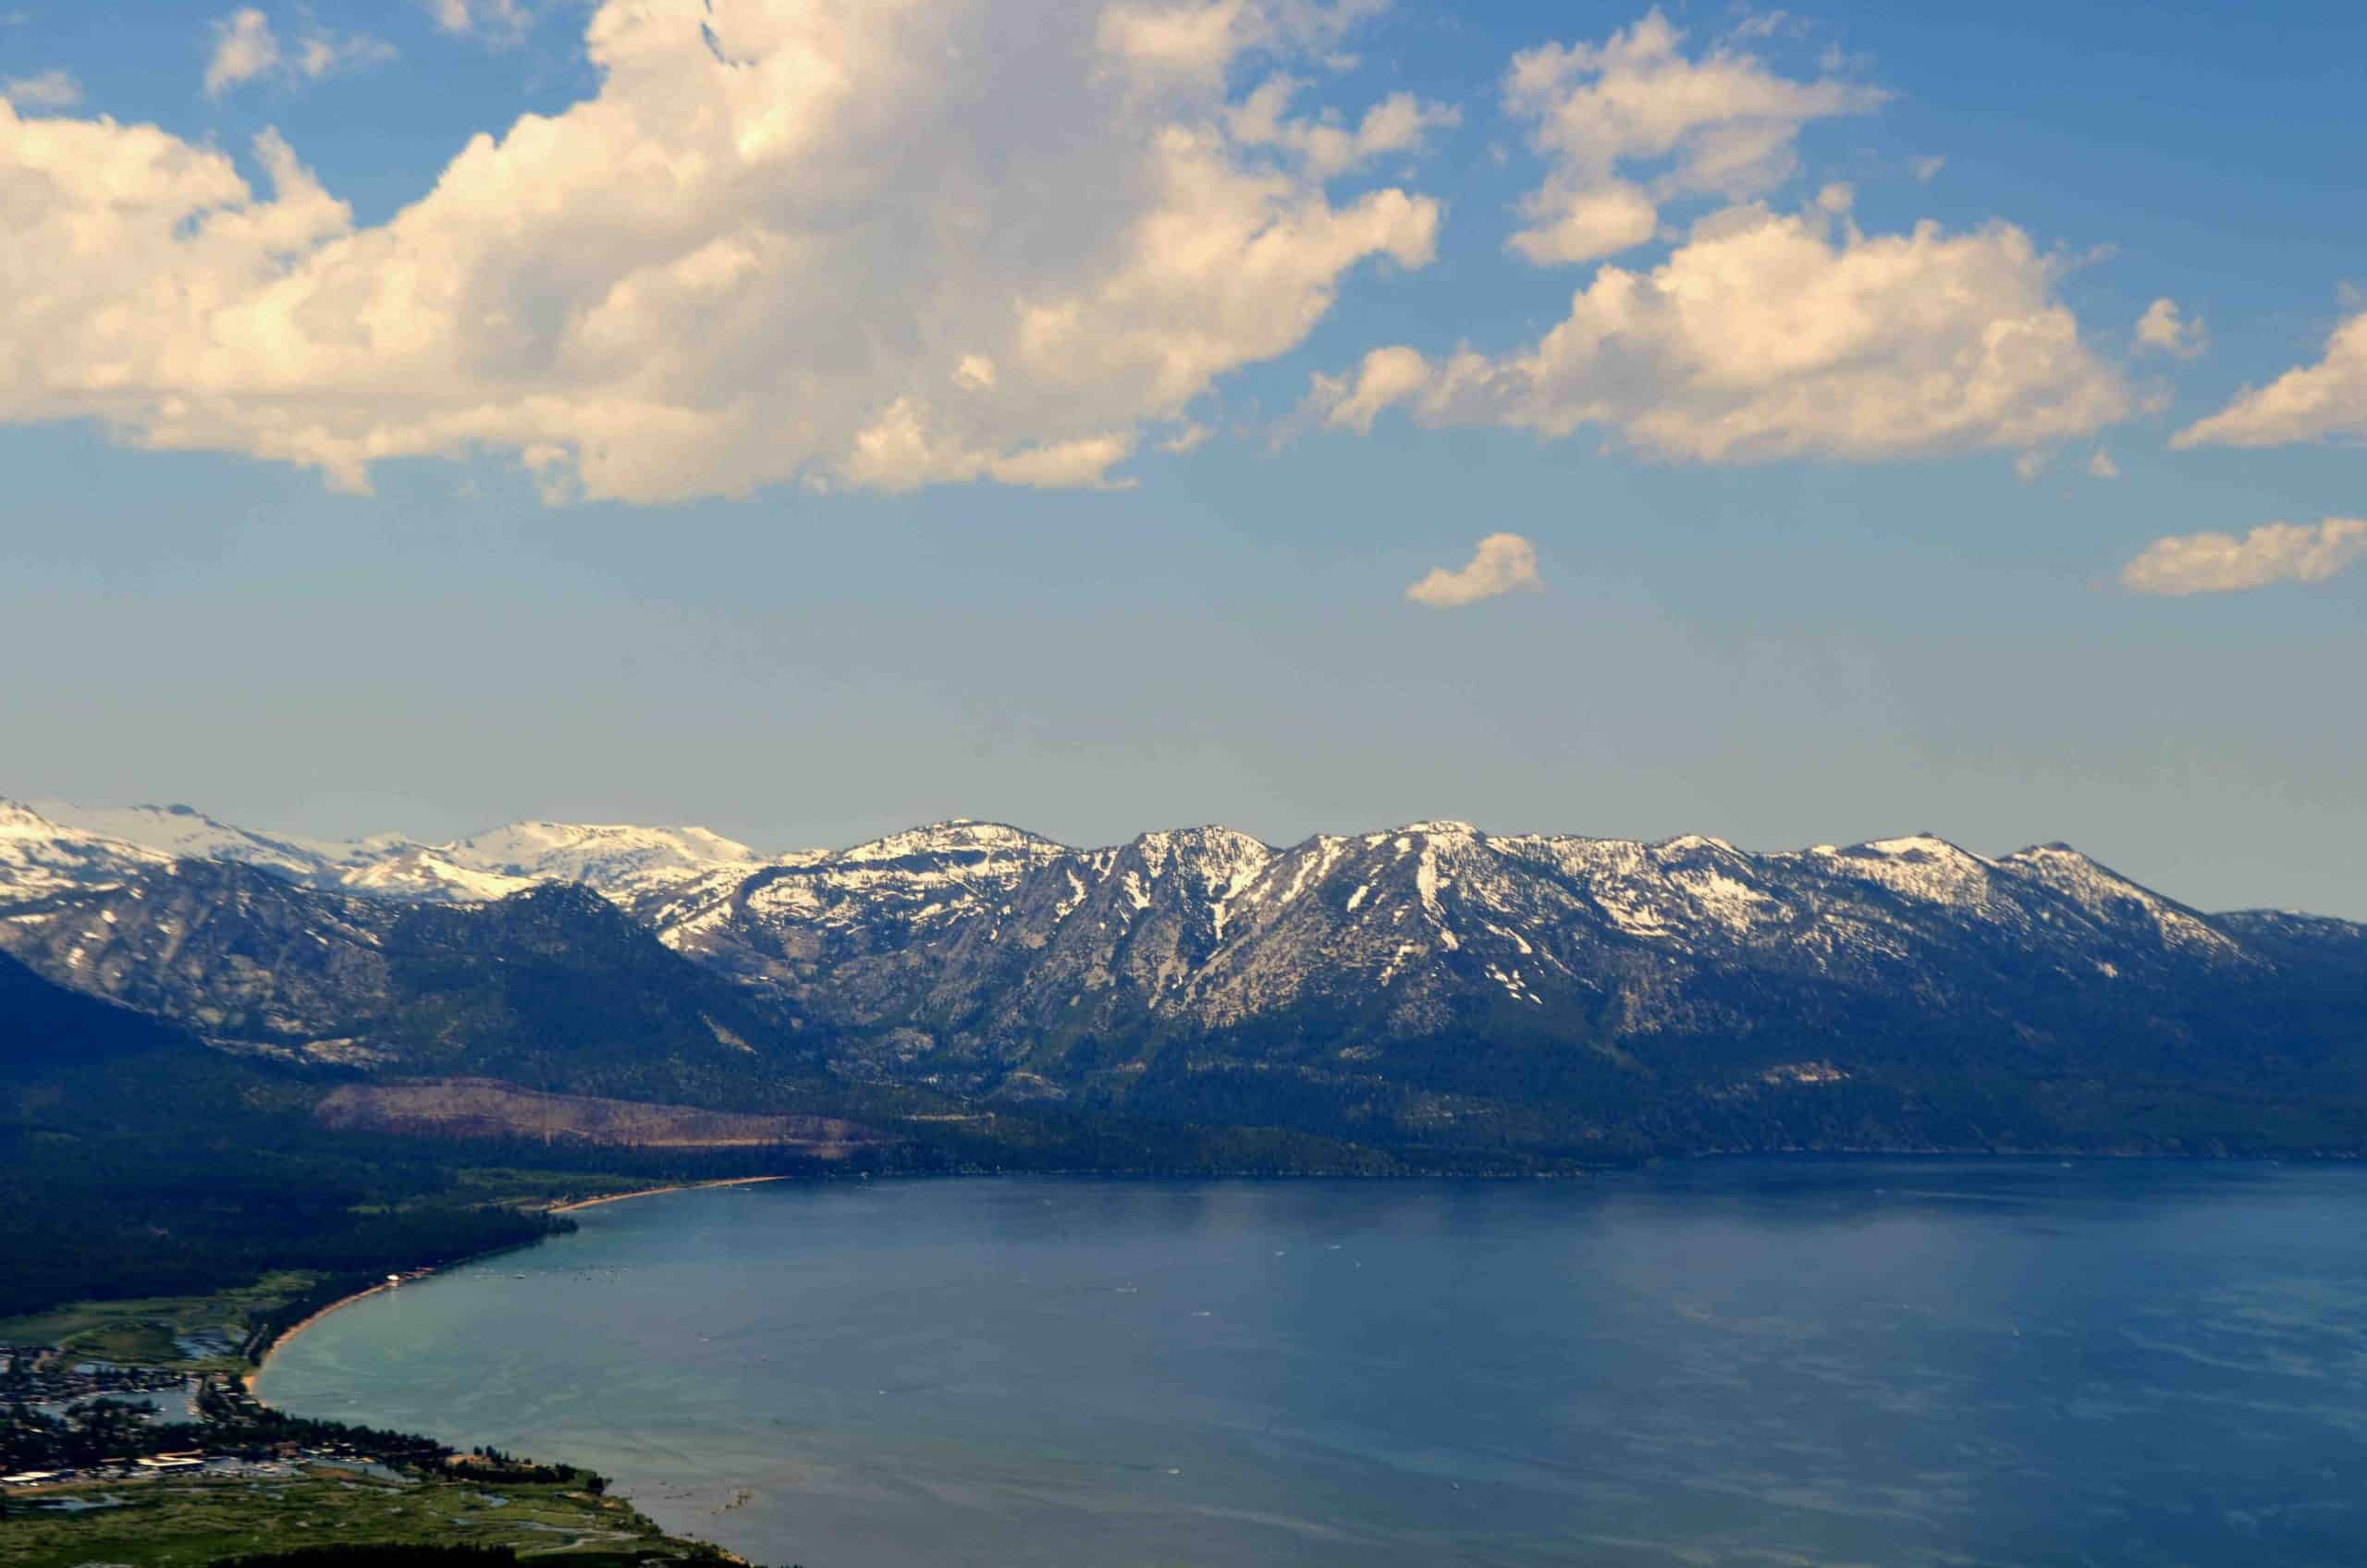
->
547 1173 794 1214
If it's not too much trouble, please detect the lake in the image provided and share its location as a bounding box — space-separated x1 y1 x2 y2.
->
256 1162 2367 1566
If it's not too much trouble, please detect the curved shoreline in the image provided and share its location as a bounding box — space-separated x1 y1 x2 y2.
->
547 1173 794 1214
245 1175 798 1391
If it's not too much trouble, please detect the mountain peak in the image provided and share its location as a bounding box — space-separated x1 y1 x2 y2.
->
1856 833 1987 862
839 821 1068 864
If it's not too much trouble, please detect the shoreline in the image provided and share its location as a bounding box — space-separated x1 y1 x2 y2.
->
547 1172 795 1213
245 1174 799 1391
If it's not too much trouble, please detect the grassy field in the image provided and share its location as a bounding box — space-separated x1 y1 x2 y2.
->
0 1273 324 1371
1 1471 717 1568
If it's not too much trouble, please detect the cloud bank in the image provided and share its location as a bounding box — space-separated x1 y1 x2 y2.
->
0 0 1441 502
2121 518 2367 596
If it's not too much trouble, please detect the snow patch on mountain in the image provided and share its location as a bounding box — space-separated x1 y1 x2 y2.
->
0 800 174 906
337 850 538 903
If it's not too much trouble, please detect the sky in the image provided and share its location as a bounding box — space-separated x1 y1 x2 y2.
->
1 0 2362 917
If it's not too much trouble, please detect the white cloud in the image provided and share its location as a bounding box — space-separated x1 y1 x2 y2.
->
1228 75 1457 180
1405 533 1544 607
1099 0 1256 93
2134 296 2206 359
1 0 1438 503
1301 13 2122 468
2013 449 2048 484
2174 310 2367 449
205 7 392 97
1308 344 1432 433
1307 203 2128 463
2121 518 2367 596
426 0 531 39
1097 0 1383 95
1910 154 1944 183
204 9 280 95
2086 448 2118 479
295 30 395 80
1503 8 1884 266
1 67 79 108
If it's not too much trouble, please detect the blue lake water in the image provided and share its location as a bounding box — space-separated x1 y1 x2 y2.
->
257 1162 2367 1566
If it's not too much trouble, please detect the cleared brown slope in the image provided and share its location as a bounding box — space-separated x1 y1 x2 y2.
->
316 1076 886 1152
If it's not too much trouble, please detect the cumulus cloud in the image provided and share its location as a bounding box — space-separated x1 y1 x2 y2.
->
2086 448 2118 479
2120 518 2367 596
1405 532 1544 607
204 7 392 97
2135 297 2206 359
1 68 79 108
1301 14 2123 467
2 0 1439 502
1503 8 1884 266
2173 310 2367 449
1306 203 2128 462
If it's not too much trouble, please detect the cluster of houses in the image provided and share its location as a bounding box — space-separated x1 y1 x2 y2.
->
1 1344 192 1408
5 1452 204 1487
1 1354 400 1497
2 1443 394 1494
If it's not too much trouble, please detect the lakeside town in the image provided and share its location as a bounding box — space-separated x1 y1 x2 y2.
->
3 1339 439 1494
2 1315 744 1568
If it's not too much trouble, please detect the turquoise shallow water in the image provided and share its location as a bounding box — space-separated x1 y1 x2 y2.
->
259 1162 2367 1567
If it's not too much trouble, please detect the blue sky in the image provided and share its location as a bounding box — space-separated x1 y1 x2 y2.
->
1 0 2361 916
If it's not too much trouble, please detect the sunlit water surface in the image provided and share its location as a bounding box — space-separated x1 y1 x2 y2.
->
259 1162 2367 1567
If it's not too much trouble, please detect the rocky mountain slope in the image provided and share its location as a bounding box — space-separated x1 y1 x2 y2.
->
6 798 2364 1158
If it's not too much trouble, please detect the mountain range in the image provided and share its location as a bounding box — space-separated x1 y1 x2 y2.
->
6 797 2365 1162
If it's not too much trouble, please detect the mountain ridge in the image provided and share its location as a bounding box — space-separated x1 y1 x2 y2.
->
6 795 2322 919
8 793 2364 1164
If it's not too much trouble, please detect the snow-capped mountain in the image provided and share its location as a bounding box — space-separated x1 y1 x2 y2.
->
26 800 345 883
652 819 2291 1094
437 820 764 899
0 800 173 905
1 800 765 913
6 798 2363 1158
